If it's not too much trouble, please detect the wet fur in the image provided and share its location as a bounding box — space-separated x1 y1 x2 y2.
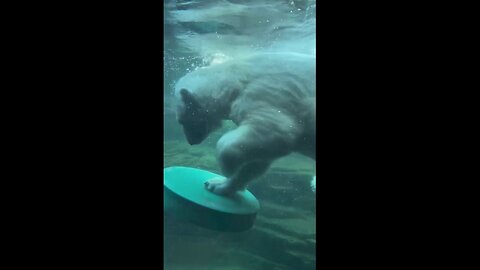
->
175 52 316 195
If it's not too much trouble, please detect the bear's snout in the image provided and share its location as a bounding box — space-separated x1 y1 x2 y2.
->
184 127 207 145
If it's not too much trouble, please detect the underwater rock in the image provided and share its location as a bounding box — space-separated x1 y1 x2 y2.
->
164 198 315 270
239 226 316 270
165 218 292 270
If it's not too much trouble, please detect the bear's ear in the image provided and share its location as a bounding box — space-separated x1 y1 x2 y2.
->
180 89 201 109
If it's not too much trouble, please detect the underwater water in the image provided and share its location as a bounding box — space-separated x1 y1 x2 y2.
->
164 1 316 269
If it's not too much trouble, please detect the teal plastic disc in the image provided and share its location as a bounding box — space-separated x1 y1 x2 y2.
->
164 166 260 232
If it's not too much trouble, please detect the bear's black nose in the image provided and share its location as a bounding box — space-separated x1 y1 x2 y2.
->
187 137 201 145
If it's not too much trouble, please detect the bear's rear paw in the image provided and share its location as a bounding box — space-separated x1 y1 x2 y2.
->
204 177 237 196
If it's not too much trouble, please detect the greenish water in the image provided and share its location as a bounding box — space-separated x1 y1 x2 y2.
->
164 1 316 269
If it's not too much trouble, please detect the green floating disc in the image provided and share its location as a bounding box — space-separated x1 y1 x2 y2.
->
164 166 260 232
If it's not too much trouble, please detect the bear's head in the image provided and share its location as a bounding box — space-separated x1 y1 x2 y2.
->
176 89 222 145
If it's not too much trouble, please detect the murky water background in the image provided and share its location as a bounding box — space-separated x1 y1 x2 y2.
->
164 1 316 269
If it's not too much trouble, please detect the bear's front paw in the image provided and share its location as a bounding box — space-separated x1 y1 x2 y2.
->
204 177 237 196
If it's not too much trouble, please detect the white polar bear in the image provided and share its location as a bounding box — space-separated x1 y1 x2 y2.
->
174 52 316 196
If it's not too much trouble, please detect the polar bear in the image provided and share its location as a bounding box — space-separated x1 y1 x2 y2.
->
174 52 315 196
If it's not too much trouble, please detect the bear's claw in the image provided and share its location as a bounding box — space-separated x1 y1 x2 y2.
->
204 177 236 196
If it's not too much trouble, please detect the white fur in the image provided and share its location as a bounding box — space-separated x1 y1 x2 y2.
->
175 52 316 195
